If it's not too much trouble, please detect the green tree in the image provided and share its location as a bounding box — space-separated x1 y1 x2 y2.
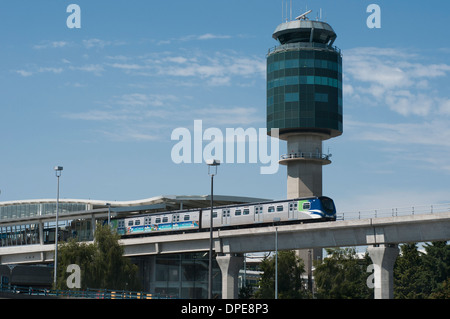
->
394 243 429 299
314 247 372 299
422 241 450 297
56 238 96 289
56 224 141 291
394 241 449 299
255 250 309 299
429 278 450 299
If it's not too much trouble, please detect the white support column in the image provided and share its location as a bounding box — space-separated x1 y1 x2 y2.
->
368 244 399 299
91 215 96 240
39 221 44 245
216 254 244 299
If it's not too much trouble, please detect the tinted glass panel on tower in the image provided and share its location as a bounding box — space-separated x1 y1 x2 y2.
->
267 48 343 138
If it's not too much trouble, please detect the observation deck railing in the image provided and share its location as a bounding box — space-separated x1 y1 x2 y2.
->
267 42 341 56
280 152 332 161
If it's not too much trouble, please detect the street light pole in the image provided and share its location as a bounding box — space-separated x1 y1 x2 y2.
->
273 217 280 300
53 166 63 287
207 159 220 299
275 226 278 299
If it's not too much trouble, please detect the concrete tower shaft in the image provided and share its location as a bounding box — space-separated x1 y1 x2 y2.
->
281 133 331 198
267 12 342 199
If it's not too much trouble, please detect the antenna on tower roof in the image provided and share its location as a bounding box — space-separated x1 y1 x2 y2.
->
281 0 283 22
290 0 292 21
295 9 312 20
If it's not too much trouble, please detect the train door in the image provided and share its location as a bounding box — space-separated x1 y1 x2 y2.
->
254 205 263 223
221 209 231 225
288 202 298 219
173 213 180 228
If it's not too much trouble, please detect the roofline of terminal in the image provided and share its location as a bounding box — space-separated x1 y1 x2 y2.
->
0 195 271 208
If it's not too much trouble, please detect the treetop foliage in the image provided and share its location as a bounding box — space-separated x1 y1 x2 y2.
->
56 224 141 291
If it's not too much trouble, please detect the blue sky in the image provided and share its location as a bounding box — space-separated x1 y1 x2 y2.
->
0 0 449 213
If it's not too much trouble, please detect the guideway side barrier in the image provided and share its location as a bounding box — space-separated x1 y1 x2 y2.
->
0 283 176 299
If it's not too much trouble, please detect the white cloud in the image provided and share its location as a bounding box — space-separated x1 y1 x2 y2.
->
82 38 125 49
438 98 450 115
69 64 104 76
160 33 233 45
344 47 450 117
33 41 70 49
16 70 33 77
153 52 265 83
38 67 64 74
197 33 232 40
343 47 450 174
346 119 450 148
15 66 63 77
191 106 264 126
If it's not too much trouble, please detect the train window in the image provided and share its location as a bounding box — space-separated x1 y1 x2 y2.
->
303 202 311 210
128 220 133 226
213 212 218 218
163 217 168 223
155 217 161 223
235 209 241 216
276 205 283 212
184 215 190 221
135 220 140 226
320 197 335 213
268 206 275 213
243 209 250 215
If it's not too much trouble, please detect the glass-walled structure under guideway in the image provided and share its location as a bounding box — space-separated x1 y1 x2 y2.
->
0 201 92 247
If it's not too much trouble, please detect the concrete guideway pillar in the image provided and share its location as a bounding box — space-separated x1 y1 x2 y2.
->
368 244 399 299
216 254 244 299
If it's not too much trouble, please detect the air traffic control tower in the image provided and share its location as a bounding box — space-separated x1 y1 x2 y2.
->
267 10 343 199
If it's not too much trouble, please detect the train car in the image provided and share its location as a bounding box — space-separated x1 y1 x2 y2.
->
118 210 201 236
110 196 336 237
201 196 336 229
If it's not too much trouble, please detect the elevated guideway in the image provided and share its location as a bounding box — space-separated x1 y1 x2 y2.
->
1 207 449 299
121 211 450 299
120 211 450 256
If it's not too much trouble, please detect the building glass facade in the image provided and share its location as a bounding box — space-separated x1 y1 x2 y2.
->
134 253 222 299
0 202 91 247
267 45 343 138
0 202 87 220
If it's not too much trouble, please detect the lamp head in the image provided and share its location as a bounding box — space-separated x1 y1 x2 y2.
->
206 159 220 166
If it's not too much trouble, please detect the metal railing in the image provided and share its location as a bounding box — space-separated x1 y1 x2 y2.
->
268 42 342 56
337 203 450 221
280 152 331 161
0 284 177 299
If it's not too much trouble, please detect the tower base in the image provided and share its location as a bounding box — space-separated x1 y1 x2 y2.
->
280 133 330 199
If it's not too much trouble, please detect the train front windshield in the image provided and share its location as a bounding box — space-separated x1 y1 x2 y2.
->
319 197 336 214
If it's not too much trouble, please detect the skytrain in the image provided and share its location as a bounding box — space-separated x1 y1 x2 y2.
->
110 196 336 237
